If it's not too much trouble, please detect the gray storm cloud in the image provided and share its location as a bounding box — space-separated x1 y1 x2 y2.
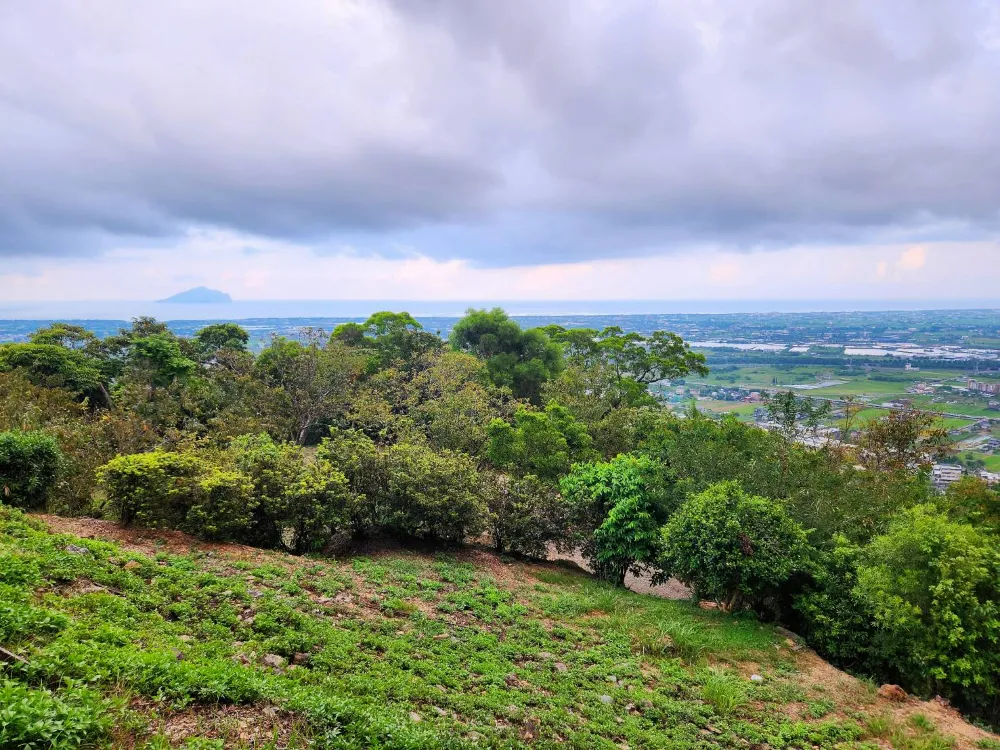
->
1 0 998 264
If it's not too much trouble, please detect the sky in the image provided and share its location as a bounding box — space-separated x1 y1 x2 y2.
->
2 0 999 304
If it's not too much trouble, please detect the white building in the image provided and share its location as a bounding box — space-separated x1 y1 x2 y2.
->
931 464 964 493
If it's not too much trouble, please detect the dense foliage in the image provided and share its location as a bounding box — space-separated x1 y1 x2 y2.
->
2 310 999 727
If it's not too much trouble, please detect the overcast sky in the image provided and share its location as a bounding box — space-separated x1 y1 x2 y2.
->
2 0 999 302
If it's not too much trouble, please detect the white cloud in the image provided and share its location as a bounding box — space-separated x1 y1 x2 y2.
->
896 246 929 271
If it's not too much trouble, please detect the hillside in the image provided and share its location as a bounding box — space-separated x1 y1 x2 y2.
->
2 508 996 750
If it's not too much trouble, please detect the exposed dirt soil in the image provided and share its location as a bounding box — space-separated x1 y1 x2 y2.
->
546 543 692 600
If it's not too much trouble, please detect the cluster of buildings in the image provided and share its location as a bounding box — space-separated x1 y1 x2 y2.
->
967 379 1000 395
932 463 1000 492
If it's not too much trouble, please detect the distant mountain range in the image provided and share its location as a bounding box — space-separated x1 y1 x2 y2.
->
157 286 232 304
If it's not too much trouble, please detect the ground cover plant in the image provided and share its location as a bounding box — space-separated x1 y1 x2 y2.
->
4 506 995 749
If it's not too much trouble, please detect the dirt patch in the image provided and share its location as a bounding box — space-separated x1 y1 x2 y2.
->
37 514 271 562
793 650 998 750
126 701 308 748
545 544 692 600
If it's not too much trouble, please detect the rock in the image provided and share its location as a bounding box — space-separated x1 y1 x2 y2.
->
409 711 422 723
172 650 185 661
250 589 264 599
123 560 142 571
178 635 193 642
292 652 310 666
262 653 286 669
504 673 519 687
609 675 618 684
599 695 614 705
65 544 90 556
750 675 764 683
554 662 568 673
698 600 719 610
537 651 554 660
877 684 908 702
433 706 448 717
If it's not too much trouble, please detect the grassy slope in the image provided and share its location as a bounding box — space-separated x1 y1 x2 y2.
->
1 508 996 750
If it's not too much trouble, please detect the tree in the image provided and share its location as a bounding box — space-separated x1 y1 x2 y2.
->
0 344 109 407
28 323 98 350
764 390 831 438
195 323 250 356
126 333 198 387
594 327 708 385
486 402 595 481
855 505 1000 713
255 335 361 444
855 408 949 473
0 430 63 509
560 454 675 586
659 481 811 611
450 308 562 403
334 311 442 372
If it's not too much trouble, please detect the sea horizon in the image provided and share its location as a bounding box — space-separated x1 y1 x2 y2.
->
3 298 1000 321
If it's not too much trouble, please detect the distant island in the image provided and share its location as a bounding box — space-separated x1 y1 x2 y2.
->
157 286 232 304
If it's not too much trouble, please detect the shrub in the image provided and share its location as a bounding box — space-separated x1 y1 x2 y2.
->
230 433 351 553
97 450 203 529
854 505 1000 716
384 442 485 542
482 472 568 558
793 536 884 674
561 454 674 585
659 481 810 611
186 468 256 541
0 430 63 509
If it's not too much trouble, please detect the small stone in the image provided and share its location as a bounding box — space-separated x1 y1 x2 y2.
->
504 673 519 687
250 589 264 599
877 684 908 702
433 706 448 716
262 653 285 668
750 674 764 683
172 650 185 661
123 560 142 571
409 711 422 723
537 651 554 660
178 635 193 642
599 695 613 705
292 652 310 665
608 675 618 684
65 544 90 556
554 662 568 673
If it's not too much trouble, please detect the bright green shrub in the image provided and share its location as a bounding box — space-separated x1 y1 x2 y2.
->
854 505 1000 715
97 450 202 529
659 481 810 611
0 430 63 509
230 433 351 553
486 402 595 481
186 468 256 541
561 454 674 585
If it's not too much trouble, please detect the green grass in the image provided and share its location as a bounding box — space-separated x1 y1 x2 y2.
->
0 505 982 748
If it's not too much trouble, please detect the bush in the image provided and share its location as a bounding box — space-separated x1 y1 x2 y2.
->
384 442 485 542
230 433 351 553
854 505 1000 717
0 430 63 509
186 468 256 541
97 450 203 529
561 454 675 585
659 481 810 611
320 430 486 543
482 472 568 558
794 536 884 674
